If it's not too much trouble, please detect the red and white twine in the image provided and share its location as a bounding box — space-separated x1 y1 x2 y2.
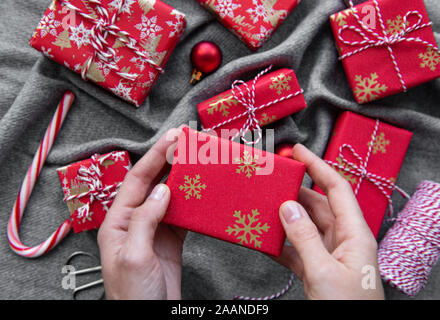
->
64 153 122 221
233 273 295 300
340 0 440 92
203 65 304 145
378 180 440 296
325 119 409 216
7 91 75 258
59 0 163 82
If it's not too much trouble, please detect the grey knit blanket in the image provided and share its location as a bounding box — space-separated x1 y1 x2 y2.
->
0 0 439 299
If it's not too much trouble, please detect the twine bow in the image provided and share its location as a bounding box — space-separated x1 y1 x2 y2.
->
339 0 440 92
326 119 409 216
60 0 163 82
64 153 122 222
203 65 303 145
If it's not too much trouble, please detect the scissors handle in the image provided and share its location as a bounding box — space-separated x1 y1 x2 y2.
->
73 279 104 300
71 266 102 275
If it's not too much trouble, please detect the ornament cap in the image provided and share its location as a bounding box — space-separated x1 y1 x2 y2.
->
190 68 203 85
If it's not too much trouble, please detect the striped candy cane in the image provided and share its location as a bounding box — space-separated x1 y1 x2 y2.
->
7 91 75 258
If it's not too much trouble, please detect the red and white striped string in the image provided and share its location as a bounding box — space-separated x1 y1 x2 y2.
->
65 153 122 222
378 180 440 296
233 273 295 300
340 0 440 92
59 0 163 82
203 65 303 145
325 119 410 216
7 91 75 258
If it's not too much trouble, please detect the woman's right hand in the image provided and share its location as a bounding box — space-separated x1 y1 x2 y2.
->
275 144 384 300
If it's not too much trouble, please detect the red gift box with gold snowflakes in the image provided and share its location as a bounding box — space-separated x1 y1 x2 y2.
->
57 151 132 233
313 112 412 237
198 0 301 50
30 0 186 107
163 127 306 256
330 0 440 104
197 67 306 136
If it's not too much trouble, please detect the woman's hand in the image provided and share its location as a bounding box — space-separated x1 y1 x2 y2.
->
275 144 384 300
98 128 186 300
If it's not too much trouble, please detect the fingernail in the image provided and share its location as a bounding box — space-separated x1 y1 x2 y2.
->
282 202 302 224
149 184 167 200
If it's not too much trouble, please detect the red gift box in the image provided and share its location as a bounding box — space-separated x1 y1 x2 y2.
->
198 67 306 138
313 111 412 237
57 151 132 233
163 127 306 256
30 0 186 107
198 0 301 50
330 0 440 103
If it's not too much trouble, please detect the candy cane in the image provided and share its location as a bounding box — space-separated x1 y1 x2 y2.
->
7 91 75 258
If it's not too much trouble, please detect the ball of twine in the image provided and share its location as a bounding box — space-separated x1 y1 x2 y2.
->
378 180 440 296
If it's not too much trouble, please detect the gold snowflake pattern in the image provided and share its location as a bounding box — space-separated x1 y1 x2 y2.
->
235 151 261 178
202 0 215 10
335 44 343 55
140 35 167 66
331 9 352 27
65 179 90 214
101 159 116 169
179 174 206 200
263 0 288 28
67 199 87 216
419 47 440 71
207 93 238 117
269 73 291 95
368 132 390 154
354 73 388 103
332 157 358 186
385 15 408 36
69 179 90 197
258 113 277 126
138 0 156 15
225 209 270 248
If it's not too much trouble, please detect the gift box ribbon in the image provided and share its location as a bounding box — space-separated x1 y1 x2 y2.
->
338 0 440 92
60 0 163 82
203 65 303 145
326 118 410 216
64 153 122 223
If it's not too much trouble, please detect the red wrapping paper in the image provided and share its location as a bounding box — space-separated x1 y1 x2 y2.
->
197 68 306 136
198 0 301 50
163 127 306 256
57 151 132 233
330 0 440 103
30 0 186 107
313 112 412 237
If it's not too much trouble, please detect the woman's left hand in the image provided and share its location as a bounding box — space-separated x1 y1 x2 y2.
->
98 128 186 300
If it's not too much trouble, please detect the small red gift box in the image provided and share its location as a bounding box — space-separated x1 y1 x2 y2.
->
330 0 440 103
197 67 306 137
198 0 301 50
313 111 412 237
57 151 132 233
163 127 306 256
30 0 186 107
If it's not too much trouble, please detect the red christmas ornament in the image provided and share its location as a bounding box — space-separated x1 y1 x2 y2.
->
190 41 222 84
275 143 295 159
